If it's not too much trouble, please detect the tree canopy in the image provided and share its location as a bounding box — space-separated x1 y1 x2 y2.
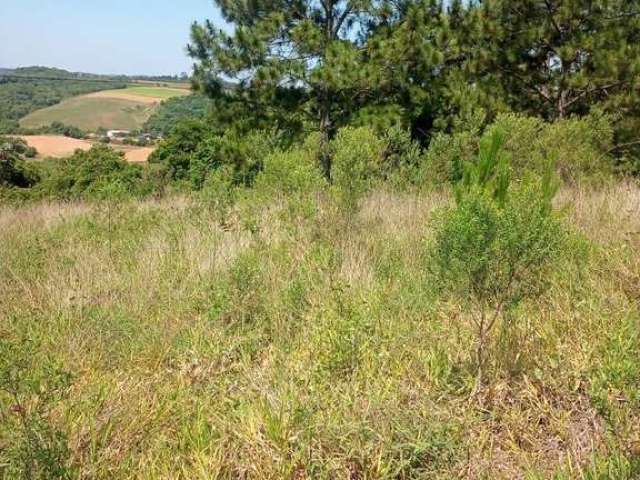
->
185 0 640 177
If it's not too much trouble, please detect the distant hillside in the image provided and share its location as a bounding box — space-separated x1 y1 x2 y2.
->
2 66 128 82
1 66 194 84
0 67 127 134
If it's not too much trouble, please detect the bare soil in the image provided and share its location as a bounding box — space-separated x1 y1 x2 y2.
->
20 135 154 163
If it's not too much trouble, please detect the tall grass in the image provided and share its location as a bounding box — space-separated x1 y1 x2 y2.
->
1 182 639 478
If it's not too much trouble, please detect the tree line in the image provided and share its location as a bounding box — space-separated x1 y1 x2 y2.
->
188 0 640 176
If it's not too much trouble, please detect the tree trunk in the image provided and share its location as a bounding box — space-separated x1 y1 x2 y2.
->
557 89 567 119
318 0 334 182
319 93 332 181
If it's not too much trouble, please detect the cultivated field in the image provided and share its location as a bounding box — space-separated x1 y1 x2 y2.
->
120 85 191 99
19 86 190 131
20 135 154 162
86 85 190 103
20 97 153 131
1 183 638 478
131 79 192 90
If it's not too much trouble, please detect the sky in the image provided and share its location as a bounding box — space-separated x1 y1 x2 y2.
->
0 0 227 76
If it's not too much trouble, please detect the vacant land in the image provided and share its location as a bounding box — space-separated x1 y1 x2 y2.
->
19 86 189 131
19 135 154 162
1 183 638 478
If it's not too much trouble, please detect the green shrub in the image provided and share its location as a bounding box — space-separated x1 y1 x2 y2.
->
379 126 424 186
330 126 386 210
0 137 39 188
423 112 615 187
198 165 238 224
422 129 478 185
544 112 614 182
484 112 614 182
0 337 73 479
190 129 274 189
254 134 325 197
427 132 566 387
37 145 145 199
148 119 211 180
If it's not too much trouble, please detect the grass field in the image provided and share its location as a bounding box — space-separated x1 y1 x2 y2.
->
1 183 638 478
131 80 192 90
19 86 190 131
121 85 191 99
20 97 153 131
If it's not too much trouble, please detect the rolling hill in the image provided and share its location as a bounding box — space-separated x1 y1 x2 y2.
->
19 85 190 131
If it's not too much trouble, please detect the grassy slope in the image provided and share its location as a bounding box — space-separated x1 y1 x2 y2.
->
19 86 188 131
19 96 154 131
0 184 639 478
120 85 191 99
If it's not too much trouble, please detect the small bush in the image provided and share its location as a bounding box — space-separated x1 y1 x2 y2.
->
427 131 566 387
148 119 211 180
0 137 39 188
380 126 424 186
422 129 478 185
254 134 325 197
331 126 386 210
484 112 614 182
198 165 238 224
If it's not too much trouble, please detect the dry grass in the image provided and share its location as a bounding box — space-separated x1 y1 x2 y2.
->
19 135 155 162
1 182 638 478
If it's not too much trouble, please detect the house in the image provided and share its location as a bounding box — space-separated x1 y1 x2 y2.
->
106 130 130 140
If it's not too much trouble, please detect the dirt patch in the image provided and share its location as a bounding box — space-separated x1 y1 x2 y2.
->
466 378 606 479
19 135 155 163
117 146 155 163
19 135 93 157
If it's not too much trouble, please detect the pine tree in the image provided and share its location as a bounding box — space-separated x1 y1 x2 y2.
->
188 0 383 179
364 0 504 140
476 0 640 120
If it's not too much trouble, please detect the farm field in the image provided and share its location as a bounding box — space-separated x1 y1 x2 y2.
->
19 135 154 162
121 85 191 99
132 79 192 90
20 96 153 131
87 85 191 103
19 86 190 131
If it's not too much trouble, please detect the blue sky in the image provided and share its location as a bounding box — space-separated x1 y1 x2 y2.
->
0 0 226 75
